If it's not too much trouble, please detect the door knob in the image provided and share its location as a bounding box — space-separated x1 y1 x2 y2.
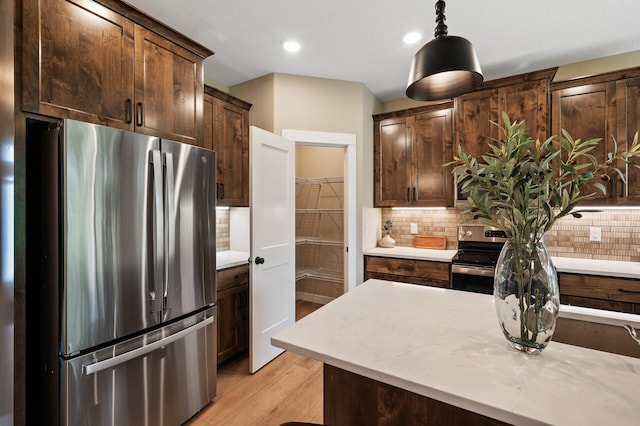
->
255 256 265 265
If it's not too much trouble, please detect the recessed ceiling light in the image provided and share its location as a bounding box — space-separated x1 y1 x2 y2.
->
282 39 302 53
403 32 422 45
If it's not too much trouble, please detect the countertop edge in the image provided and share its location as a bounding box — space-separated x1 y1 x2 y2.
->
363 246 640 279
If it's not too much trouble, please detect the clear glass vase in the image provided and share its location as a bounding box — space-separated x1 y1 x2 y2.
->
493 239 559 354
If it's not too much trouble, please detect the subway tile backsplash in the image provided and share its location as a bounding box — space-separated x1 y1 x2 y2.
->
381 208 640 262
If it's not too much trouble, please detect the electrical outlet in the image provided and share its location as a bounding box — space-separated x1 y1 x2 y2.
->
589 227 602 242
410 223 418 234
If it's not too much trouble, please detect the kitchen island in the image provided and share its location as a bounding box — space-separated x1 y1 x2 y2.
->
272 279 640 425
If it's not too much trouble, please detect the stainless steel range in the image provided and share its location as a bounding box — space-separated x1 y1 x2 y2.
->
451 225 508 294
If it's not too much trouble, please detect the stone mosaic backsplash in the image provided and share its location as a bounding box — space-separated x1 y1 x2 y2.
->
381 208 640 262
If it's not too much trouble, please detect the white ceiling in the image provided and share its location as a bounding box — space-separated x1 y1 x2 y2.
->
124 0 640 102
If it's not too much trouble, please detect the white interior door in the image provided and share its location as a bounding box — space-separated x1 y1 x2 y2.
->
249 126 296 373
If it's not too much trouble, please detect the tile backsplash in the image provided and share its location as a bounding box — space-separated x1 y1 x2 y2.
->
381 208 640 262
216 208 230 251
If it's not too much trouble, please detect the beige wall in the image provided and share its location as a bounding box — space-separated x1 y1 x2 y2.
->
296 146 344 178
204 75 230 93
230 74 276 132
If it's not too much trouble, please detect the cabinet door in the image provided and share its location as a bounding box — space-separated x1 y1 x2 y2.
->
374 117 412 207
412 109 453 207
551 82 617 203
202 93 215 150
22 0 135 128
216 283 249 364
498 79 549 142
454 88 499 159
558 273 640 313
213 98 250 206
617 77 640 204
134 26 204 145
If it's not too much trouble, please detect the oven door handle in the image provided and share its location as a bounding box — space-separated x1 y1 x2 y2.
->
451 264 495 278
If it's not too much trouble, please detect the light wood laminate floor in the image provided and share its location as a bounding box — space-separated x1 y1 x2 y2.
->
185 301 324 426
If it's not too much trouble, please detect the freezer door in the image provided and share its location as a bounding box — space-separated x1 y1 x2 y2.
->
161 139 216 321
62 309 216 426
61 120 161 355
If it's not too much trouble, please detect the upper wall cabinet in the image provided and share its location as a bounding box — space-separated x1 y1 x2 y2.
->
133 26 205 145
374 104 453 208
203 86 251 207
617 76 640 203
453 71 551 204
550 68 640 205
454 71 551 161
22 0 212 145
551 82 616 204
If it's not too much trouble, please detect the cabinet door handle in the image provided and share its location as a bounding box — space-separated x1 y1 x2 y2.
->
136 102 144 127
413 186 417 201
126 99 133 124
619 288 640 295
407 187 410 201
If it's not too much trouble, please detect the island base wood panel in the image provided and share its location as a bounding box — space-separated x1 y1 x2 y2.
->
323 364 508 426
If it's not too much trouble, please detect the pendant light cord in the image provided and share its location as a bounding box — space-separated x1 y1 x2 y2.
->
434 0 448 38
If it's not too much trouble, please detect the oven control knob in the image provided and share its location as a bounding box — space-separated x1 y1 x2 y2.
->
466 230 473 236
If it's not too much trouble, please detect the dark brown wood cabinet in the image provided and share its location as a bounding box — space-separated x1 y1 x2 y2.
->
374 105 453 207
204 86 251 207
616 76 640 203
217 264 249 364
132 25 205 145
454 72 551 164
364 255 450 288
551 82 617 203
549 67 640 205
22 0 211 145
558 272 640 314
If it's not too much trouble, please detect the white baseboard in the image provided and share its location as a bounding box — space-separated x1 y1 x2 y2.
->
296 291 334 305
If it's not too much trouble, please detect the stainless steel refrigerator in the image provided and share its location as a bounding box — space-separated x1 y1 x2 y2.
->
27 119 217 425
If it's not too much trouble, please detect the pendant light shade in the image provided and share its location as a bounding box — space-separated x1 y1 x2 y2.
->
406 0 483 101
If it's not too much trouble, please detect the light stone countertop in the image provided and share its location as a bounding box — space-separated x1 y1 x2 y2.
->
363 246 640 279
363 246 457 262
216 250 250 270
272 279 640 426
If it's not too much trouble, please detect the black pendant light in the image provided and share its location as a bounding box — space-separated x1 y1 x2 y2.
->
406 0 483 101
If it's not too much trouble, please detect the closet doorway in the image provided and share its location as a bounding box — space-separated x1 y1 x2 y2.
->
282 129 356 314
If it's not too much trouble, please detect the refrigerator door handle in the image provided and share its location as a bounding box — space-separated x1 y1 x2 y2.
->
82 316 214 376
151 150 164 314
164 152 176 315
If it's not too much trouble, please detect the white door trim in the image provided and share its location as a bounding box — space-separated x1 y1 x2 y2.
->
282 129 357 293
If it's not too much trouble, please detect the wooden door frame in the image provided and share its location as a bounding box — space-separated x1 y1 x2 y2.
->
282 129 357 293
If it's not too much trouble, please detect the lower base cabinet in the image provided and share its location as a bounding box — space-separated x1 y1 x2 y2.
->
217 264 249 364
558 272 640 314
364 255 450 288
